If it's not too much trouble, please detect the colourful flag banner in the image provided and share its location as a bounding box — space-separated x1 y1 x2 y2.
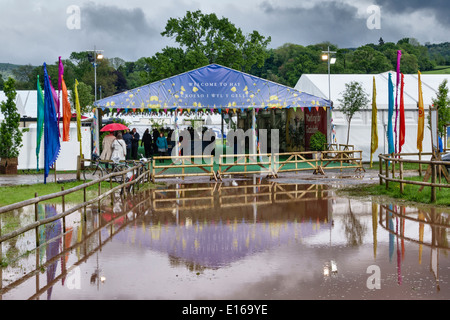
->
394 50 402 153
43 63 61 184
387 73 395 155
61 75 71 142
417 71 424 152
36 75 44 171
74 79 82 155
399 73 405 153
370 76 378 167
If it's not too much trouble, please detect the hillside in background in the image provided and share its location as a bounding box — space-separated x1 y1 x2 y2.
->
0 63 22 80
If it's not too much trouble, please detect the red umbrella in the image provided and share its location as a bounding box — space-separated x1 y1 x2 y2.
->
100 123 129 132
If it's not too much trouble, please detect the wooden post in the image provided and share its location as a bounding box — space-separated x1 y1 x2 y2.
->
431 163 436 202
399 161 404 194
34 192 39 248
97 181 101 213
385 159 389 189
110 175 113 205
84 185 88 219
391 153 395 178
76 155 81 181
379 155 383 185
418 151 422 177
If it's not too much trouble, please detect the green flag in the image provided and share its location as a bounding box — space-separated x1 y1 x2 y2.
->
36 75 44 171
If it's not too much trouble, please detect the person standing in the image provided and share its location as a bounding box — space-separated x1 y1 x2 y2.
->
123 129 132 160
156 132 168 163
152 128 159 155
131 128 140 160
111 133 127 161
100 131 116 166
141 128 153 158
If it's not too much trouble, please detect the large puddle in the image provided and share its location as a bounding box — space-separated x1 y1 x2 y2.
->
1 178 449 300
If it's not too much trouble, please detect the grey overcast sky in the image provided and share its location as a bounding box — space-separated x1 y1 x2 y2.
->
0 0 449 65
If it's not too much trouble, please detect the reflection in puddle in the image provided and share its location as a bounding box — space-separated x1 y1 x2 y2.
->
0 178 449 300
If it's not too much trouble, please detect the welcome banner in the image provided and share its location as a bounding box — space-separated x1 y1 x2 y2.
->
95 64 331 112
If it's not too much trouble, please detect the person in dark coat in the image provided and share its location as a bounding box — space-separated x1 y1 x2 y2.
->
152 128 159 156
131 128 140 160
141 128 153 158
122 129 132 160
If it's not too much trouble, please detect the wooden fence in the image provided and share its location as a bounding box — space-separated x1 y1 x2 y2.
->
378 152 450 202
151 155 217 182
0 162 151 258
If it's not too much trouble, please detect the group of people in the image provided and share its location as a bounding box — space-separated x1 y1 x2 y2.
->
100 127 169 163
141 128 169 161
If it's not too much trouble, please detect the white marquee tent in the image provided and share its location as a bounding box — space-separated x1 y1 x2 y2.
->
295 72 450 161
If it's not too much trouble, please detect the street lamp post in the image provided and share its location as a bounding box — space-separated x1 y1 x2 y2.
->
86 46 104 157
321 46 336 145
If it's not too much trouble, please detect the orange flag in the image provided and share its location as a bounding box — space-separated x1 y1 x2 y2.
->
61 75 71 141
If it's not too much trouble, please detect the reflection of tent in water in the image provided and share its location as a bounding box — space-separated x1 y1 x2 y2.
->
107 183 332 268
110 217 331 268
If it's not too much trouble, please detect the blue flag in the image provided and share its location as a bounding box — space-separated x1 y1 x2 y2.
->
387 73 394 155
43 63 61 183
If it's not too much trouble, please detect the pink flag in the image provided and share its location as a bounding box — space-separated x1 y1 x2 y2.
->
49 76 61 138
58 56 64 91
394 50 402 153
396 50 402 87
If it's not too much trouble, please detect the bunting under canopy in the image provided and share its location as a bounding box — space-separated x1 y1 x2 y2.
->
95 64 331 112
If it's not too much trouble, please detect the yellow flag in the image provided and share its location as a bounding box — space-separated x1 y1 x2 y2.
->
74 79 82 154
417 71 424 152
370 76 378 167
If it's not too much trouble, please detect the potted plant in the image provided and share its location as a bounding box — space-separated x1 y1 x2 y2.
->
309 131 326 160
0 78 23 174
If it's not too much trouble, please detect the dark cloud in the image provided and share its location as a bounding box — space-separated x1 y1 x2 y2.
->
375 0 450 26
81 2 157 39
259 1 382 48
75 2 163 62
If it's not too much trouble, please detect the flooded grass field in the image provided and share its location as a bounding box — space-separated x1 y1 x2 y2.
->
0 178 449 300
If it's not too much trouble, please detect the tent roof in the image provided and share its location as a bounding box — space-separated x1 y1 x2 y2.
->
295 72 450 110
95 64 331 111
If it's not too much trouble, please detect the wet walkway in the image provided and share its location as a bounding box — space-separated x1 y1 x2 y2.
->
1 177 448 300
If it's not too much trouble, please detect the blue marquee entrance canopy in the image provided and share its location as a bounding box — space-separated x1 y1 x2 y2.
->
95 64 331 112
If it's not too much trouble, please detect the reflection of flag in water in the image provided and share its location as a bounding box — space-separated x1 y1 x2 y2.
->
388 205 394 262
45 204 61 300
371 202 378 259
43 63 61 183
396 215 402 285
61 227 73 285
418 211 424 264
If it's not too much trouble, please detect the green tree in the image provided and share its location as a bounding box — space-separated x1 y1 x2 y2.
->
0 78 23 159
70 81 94 114
338 81 370 145
351 45 392 73
0 74 4 90
431 79 450 139
160 10 271 73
